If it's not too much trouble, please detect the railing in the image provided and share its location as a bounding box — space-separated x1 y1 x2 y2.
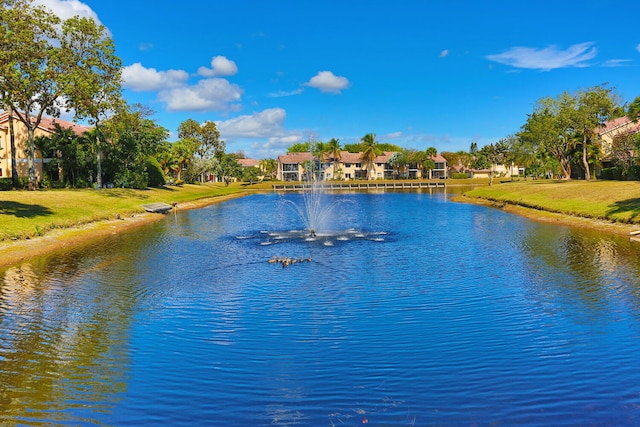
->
272 181 446 191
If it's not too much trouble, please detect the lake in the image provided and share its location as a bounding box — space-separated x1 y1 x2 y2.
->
1 190 640 426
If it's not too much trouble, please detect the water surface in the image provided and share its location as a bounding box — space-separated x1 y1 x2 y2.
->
1 190 640 426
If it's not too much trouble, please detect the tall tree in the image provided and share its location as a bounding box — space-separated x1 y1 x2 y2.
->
103 105 169 186
574 85 617 181
59 15 123 188
360 133 381 180
259 158 277 180
177 118 224 159
627 96 640 122
519 93 576 179
0 0 61 189
325 138 341 179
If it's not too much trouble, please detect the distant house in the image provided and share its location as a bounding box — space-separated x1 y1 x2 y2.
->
598 116 640 168
469 163 523 179
276 150 447 181
238 158 260 169
0 111 90 180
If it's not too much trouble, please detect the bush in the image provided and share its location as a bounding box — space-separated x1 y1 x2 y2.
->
0 178 13 191
600 166 640 181
114 170 148 189
624 165 640 181
145 157 166 187
18 176 29 189
451 173 470 179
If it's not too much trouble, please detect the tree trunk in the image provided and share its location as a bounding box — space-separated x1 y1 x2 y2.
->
96 124 103 188
27 125 36 190
560 158 571 179
8 106 19 189
582 134 591 181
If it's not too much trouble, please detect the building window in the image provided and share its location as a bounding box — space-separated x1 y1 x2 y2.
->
345 163 351 168
0 168 3 177
0 136 3 149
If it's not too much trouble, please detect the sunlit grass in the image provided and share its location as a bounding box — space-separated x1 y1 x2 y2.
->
0 182 257 241
463 180 640 224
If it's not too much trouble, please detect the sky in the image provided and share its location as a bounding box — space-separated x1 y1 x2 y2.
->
34 0 640 159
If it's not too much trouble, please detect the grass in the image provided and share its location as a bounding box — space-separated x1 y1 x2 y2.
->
0 182 264 241
463 180 640 224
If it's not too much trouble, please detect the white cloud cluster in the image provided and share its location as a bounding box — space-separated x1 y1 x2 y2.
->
486 42 597 71
198 56 238 77
159 79 242 112
440 49 449 58
122 62 242 112
305 71 350 94
216 108 287 138
122 63 189 92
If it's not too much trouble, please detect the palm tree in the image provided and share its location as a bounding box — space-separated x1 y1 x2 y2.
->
360 133 381 180
325 138 341 180
259 158 277 180
423 147 438 179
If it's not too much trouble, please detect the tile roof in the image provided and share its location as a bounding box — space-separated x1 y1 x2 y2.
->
599 116 640 136
277 152 313 163
0 111 92 136
238 158 260 167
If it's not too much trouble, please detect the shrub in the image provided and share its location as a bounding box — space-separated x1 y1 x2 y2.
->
624 166 640 181
114 170 148 189
0 178 13 191
146 157 166 187
451 173 470 179
18 177 29 189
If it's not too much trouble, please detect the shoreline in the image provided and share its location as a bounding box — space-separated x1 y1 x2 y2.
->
454 195 640 237
0 192 249 269
2 190 638 270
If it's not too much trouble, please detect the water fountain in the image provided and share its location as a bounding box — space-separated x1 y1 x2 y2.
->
237 143 389 247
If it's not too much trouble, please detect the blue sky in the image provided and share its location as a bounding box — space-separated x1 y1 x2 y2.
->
38 0 640 159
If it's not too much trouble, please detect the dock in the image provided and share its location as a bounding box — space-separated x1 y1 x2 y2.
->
142 202 174 214
273 181 446 192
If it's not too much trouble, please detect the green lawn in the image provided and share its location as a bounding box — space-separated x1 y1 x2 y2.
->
463 180 640 224
0 182 262 241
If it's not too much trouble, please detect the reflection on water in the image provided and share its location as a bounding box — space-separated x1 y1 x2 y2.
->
1 191 640 426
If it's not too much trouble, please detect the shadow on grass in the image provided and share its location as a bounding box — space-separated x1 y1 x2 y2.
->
0 201 54 218
101 188 151 199
606 198 640 221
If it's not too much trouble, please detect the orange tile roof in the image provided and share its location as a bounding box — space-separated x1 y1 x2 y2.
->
277 152 313 163
238 158 260 167
0 111 92 136
599 116 640 135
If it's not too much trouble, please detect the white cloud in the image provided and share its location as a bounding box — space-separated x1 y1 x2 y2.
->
305 71 350 94
122 63 189 92
216 108 287 138
637 43 640 53
198 56 238 77
159 78 242 112
602 59 631 67
33 0 105 27
486 42 597 71
122 62 243 113
440 49 449 58
384 131 403 139
268 88 304 98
